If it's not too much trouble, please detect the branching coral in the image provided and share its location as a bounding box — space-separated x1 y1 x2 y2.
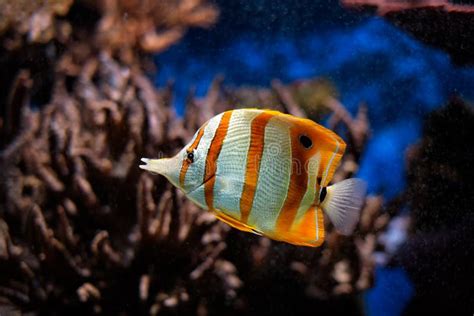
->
0 0 73 47
0 52 240 314
96 0 218 58
0 0 219 120
0 0 218 54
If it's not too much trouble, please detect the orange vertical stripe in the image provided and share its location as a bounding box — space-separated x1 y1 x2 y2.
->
239 112 274 223
179 122 208 187
275 127 310 234
204 111 233 210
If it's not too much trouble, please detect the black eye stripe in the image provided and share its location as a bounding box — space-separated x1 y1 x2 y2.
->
299 135 312 149
320 187 327 202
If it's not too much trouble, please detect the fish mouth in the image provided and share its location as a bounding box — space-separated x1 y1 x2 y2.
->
187 173 215 195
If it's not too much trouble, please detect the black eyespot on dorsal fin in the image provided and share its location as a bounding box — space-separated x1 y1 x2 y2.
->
320 187 327 203
299 135 313 149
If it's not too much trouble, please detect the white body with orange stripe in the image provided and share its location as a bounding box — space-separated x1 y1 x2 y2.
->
140 109 366 247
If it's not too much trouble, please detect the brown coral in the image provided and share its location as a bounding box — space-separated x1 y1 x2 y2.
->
0 52 241 314
0 0 73 47
95 0 218 63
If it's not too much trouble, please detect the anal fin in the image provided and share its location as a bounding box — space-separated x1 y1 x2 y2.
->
213 211 262 235
274 206 325 247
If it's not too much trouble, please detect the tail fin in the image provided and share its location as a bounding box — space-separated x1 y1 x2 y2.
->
320 178 367 235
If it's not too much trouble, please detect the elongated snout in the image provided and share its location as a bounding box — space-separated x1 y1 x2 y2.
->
139 157 181 187
139 158 168 175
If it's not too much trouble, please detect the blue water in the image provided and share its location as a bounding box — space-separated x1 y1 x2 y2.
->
365 266 415 316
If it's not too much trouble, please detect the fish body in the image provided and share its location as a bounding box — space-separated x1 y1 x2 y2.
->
140 109 366 247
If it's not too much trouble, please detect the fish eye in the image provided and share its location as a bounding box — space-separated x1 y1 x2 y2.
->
299 135 313 149
187 151 195 163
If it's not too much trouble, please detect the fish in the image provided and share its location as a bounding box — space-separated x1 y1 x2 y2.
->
139 109 366 247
